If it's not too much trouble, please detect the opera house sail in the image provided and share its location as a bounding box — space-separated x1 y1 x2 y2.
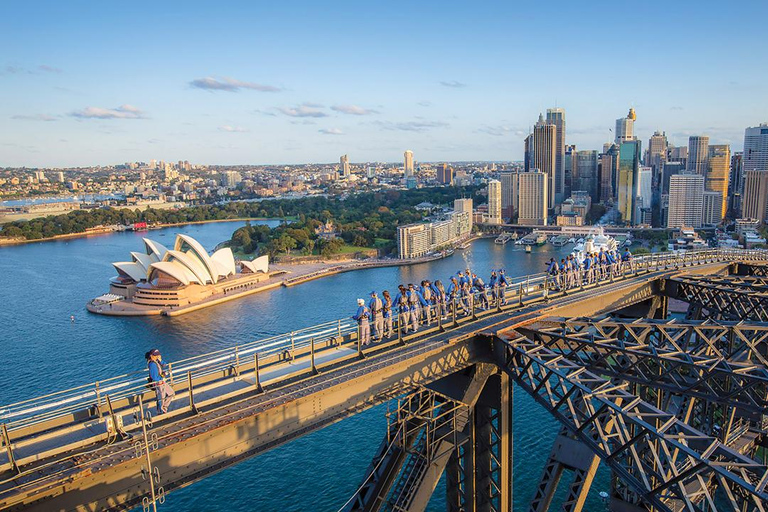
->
88 234 272 316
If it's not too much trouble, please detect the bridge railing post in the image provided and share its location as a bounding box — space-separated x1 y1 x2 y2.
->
187 371 198 413
95 381 102 418
310 337 317 375
253 353 263 393
234 346 240 377
1 423 19 474
519 283 524 306
357 323 364 359
452 296 459 327
398 311 405 345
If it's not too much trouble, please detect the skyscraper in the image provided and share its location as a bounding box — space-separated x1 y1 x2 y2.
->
436 164 453 185
635 166 653 224
599 144 619 202
742 170 768 221
647 131 668 173
743 123 768 172
340 154 350 178
546 108 566 203
706 144 730 220
526 113 556 207
404 150 414 178
702 191 724 227
667 174 704 228
453 198 474 232
687 136 710 175
615 108 636 144
499 171 519 221
518 171 548 226
487 180 502 225
730 152 744 218
574 150 598 200
617 140 642 224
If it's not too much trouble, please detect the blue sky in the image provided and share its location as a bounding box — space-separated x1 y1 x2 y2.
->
2 0 766 167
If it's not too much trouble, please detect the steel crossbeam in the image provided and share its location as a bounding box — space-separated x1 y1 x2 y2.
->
735 263 768 277
666 275 768 321
495 332 768 512
517 319 768 414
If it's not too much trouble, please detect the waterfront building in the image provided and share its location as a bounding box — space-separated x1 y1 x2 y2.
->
706 144 730 220
499 171 518 221
526 114 556 207
742 170 768 222
667 174 704 228
404 150 414 178
615 108 636 144
396 208 471 258
744 123 768 172
107 234 270 308
340 155 350 178
518 170 548 226
397 224 430 259
617 140 642 224
702 191 724 227
487 179 502 224
687 136 710 175
546 108 566 203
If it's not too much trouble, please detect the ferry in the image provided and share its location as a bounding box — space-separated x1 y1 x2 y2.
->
457 242 471 250
551 235 570 247
570 226 618 261
518 231 547 246
494 232 518 245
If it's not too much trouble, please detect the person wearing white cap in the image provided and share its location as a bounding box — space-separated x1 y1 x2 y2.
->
352 298 371 346
368 291 383 342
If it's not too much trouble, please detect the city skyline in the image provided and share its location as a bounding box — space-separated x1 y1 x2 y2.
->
2 1 767 168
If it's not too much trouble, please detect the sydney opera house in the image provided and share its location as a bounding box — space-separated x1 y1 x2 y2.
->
88 234 271 314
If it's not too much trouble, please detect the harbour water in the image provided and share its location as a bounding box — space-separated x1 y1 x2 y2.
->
0 221 610 511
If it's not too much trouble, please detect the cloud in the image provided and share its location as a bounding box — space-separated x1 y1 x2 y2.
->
373 120 448 132
254 109 277 117
277 104 327 118
38 65 62 73
219 125 249 133
331 104 378 116
302 102 325 108
478 125 525 137
319 128 343 135
11 114 58 122
189 76 282 92
440 80 466 88
417 101 432 107
670 106 684 111
4 66 24 74
69 104 147 120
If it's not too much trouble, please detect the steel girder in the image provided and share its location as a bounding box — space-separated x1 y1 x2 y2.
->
735 263 768 277
517 319 768 415
666 275 768 322
494 332 768 512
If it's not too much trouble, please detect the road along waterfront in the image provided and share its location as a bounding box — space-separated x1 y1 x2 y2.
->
1 220 619 511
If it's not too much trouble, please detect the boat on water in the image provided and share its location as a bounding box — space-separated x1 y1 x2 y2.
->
551 235 570 247
570 226 618 261
494 232 517 245
457 242 471 250
525 245 532 253
519 231 547 246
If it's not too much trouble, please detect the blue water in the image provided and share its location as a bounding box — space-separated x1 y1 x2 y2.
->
0 223 610 511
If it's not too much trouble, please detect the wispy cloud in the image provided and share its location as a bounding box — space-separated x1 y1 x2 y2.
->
319 128 343 135
477 125 525 137
331 104 378 116
277 103 327 118
11 114 58 122
417 101 432 107
190 76 282 92
69 104 147 120
38 65 62 74
440 80 466 88
374 120 448 132
670 106 684 111
219 125 249 133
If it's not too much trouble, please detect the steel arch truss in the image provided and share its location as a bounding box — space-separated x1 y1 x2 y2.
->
495 331 768 512
666 275 768 321
735 263 768 277
517 318 768 414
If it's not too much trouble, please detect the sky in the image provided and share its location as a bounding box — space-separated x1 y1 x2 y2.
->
2 0 767 168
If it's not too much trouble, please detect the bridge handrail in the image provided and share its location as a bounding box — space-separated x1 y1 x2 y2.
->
0 247 765 432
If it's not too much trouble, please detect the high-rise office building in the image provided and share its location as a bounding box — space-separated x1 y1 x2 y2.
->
730 152 744 218
687 136 710 175
574 150 598 200
453 198 474 233
518 171 548 226
526 114 556 207
487 180 502 225
702 191 724 226
499 171 519 221
617 140 642 224
742 170 768 221
546 108 566 203
647 131 668 173
668 146 688 168
599 144 619 202
615 108 636 144
436 163 453 185
635 166 653 223
744 123 768 172
667 174 704 228
706 144 730 220
564 144 576 199
340 154 350 178
404 150 414 178
662 161 685 195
